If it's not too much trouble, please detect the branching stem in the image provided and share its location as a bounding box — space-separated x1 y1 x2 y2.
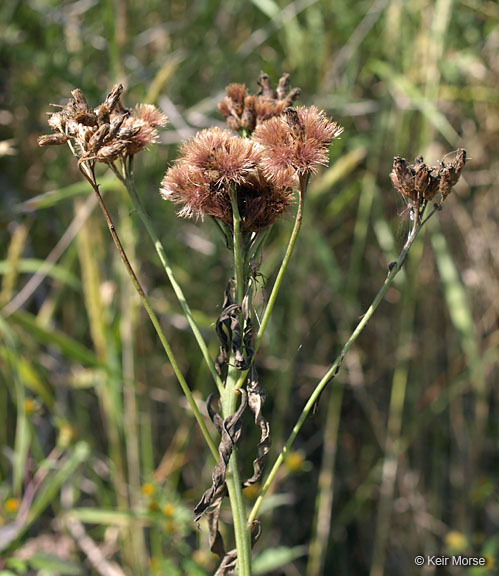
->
78 161 219 462
248 207 428 524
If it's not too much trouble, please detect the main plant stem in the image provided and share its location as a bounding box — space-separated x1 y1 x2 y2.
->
222 190 252 576
248 209 426 524
79 161 218 462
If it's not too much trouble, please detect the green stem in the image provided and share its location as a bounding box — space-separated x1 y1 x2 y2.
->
119 160 224 397
230 189 245 304
78 161 218 462
248 210 425 524
223 366 252 576
234 177 307 391
221 189 252 576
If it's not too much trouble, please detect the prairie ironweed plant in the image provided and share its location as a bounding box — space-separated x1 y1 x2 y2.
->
37 75 466 576
160 74 343 574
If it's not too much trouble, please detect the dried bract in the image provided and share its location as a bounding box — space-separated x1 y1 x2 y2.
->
38 84 167 165
439 149 466 198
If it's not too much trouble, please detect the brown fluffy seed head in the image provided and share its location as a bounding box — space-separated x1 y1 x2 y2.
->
253 105 344 188
161 161 233 224
179 127 261 186
120 104 168 155
160 127 294 232
39 84 167 164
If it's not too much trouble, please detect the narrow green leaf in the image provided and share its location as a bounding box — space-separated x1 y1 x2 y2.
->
430 224 482 376
8 311 102 368
309 147 367 200
250 0 280 19
0 348 55 409
251 546 308 574
65 508 153 526
372 61 459 145
28 554 83 575
0 259 80 289
25 442 90 527
15 177 117 213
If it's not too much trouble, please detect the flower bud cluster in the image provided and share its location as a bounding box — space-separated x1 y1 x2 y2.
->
38 84 167 163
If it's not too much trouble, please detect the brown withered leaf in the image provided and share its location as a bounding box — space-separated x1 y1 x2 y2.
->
243 365 271 487
215 281 255 375
215 281 241 375
193 391 247 523
213 521 262 576
194 392 248 576
214 549 238 576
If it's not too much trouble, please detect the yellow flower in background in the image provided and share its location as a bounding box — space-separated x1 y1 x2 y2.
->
243 483 260 501
285 450 306 473
24 398 37 415
141 482 156 496
162 503 176 517
58 423 77 448
4 497 20 514
444 530 468 552
484 555 495 569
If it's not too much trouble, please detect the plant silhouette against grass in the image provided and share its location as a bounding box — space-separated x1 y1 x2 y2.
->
38 74 466 576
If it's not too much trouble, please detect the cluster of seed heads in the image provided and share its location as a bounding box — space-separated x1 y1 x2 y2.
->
390 149 466 211
38 84 167 164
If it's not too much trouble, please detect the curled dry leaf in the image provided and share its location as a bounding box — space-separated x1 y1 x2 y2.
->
193 391 247 533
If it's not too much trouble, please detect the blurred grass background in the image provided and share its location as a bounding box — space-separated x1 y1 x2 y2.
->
0 0 498 574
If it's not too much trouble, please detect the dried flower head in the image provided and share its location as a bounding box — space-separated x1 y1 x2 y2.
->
160 127 293 232
253 105 344 188
38 84 167 164
218 72 301 133
390 149 466 213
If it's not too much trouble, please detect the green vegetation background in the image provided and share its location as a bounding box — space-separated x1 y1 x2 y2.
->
0 0 497 575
